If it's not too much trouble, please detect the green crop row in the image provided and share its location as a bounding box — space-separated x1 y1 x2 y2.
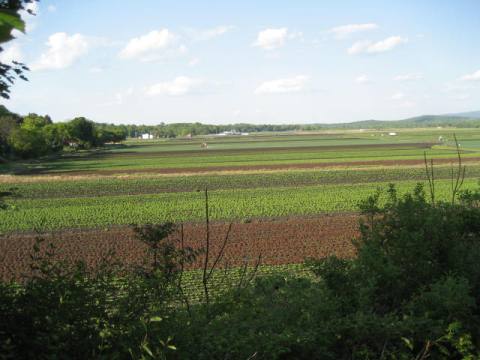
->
2 143 470 175
3 164 480 199
116 128 480 153
180 263 310 302
1 179 478 232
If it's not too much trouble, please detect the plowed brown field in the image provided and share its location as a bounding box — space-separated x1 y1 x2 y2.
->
0 215 358 281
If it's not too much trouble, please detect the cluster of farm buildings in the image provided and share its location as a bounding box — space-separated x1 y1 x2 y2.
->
138 129 249 140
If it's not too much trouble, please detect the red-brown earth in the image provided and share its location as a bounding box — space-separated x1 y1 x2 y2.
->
0 215 358 281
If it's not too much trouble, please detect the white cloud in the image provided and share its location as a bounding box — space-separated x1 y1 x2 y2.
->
255 75 309 94
89 66 104 73
443 82 473 102
114 87 134 104
188 57 200 66
328 23 378 39
393 73 423 81
443 82 473 93
253 28 288 50
145 76 205 96
347 41 370 55
348 36 408 55
451 93 470 100
32 32 89 71
355 74 370 84
288 31 304 42
47 5 57 12
188 25 234 41
0 43 23 63
461 70 480 81
119 29 186 61
391 92 406 100
101 87 134 106
399 101 415 108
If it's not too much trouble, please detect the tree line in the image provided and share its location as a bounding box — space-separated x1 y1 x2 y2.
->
0 105 307 161
121 122 301 138
0 105 127 160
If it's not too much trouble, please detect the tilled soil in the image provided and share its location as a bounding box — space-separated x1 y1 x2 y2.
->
0 215 359 281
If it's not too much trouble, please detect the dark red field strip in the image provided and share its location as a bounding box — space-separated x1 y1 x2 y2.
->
0 215 358 281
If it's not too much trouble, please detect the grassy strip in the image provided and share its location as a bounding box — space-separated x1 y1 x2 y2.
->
1 179 478 232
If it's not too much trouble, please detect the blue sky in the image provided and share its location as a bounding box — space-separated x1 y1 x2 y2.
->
1 0 480 124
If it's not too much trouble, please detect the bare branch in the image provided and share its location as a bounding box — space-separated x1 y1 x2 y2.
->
202 187 210 306
207 222 233 281
423 151 435 205
451 134 466 204
245 254 263 285
177 223 192 317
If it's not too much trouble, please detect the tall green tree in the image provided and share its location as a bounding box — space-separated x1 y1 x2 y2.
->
8 126 47 158
21 113 52 130
67 117 96 148
0 105 21 159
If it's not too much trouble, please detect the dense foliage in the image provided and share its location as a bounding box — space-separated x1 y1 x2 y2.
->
0 106 127 160
117 122 299 138
1 184 480 358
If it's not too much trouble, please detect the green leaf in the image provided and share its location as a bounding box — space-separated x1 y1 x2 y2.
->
0 10 25 46
0 10 26 32
142 343 153 357
401 337 414 351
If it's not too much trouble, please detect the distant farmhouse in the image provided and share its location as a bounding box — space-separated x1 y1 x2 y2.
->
217 130 249 136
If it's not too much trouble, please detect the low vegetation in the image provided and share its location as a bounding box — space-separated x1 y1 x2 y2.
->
2 2 480 357
0 178 477 232
1 184 480 358
3 164 480 198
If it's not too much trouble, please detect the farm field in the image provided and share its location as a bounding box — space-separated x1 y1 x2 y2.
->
1 129 480 175
0 215 357 281
1 128 480 281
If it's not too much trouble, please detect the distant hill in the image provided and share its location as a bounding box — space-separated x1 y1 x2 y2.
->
444 110 480 118
2 103 480 131
314 112 480 129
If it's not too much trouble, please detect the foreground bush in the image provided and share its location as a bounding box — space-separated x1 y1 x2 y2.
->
1 184 480 359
